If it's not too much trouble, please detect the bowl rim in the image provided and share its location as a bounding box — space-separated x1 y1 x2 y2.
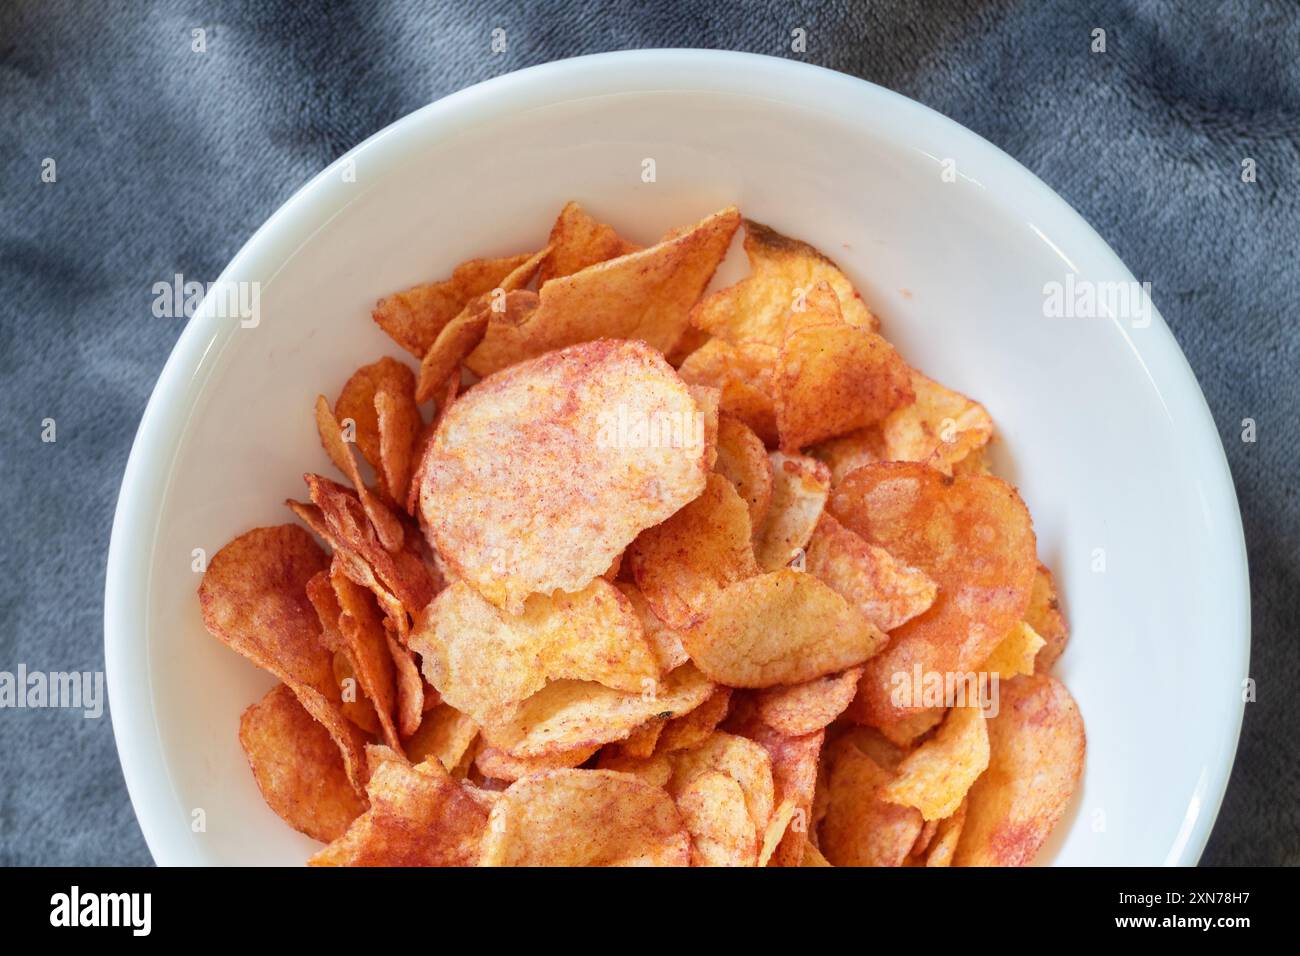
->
105 48 1250 867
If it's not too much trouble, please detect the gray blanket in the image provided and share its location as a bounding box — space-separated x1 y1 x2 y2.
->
1 0 1295 865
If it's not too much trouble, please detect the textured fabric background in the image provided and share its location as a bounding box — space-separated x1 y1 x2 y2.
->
1 0 1295 866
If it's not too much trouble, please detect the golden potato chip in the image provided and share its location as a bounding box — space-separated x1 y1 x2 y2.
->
880 704 989 821
830 462 1037 725
594 749 674 788
754 452 831 571
618 720 665 759
334 357 420 502
1028 563 1069 672
415 289 539 402
874 707 947 747
310 751 491 866
405 375 458 515
479 769 690 866
421 339 709 613
982 621 1046 679
474 743 599 781
198 524 367 792
677 337 779 445
628 473 760 630
687 383 721 471
482 663 714 758
615 582 689 672
668 732 775 834
954 674 1085 866
465 207 740 376
926 800 967 867
819 736 923 866
676 770 758 866
410 579 658 729
757 798 799 866
691 219 879 346
371 252 534 358
538 201 640 285
881 370 993 475
802 842 832 867
314 395 405 552
682 570 887 688
239 684 367 843
329 561 401 749
805 512 937 632
655 686 732 753
387 634 424 737
911 817 939 858
754 666 863 737
713 413 773 529
810 426 885 486
403 703 478 771
775 282 912 451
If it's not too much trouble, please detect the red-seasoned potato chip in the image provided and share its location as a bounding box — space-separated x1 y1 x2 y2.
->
982 621 1046 679
754 452 831 571
405 375 458 515
403 703 478 771
239 684 367 843
628 473 760 630
819 735 923 867
1028 563 1069 672
474 743 599 781
875 707 947 747
538 201 640 285
387 633 424 738
615 582 690 673
881 370 993 475
676 770 758 866
334 357 420 502
466 207 739 376
594 749 674 789
314 395 405 552
676 337 779 446
410 578 658 729
879 704 990 821
310 751 491 866
479 769 690 866
831 462 1037 725
617 720 666 759
415 289 539 402
691 219 879 346
713 413 774 529
926 800 967 867
757 798 799 866
954 674 1085 866
805 512 937 632
754 666 863 737
371 252 534 358
774 283 912 451
420 339 709 613
687 383 721 471
655 687 732 754
667 732 775 835
810 426 885 486
329 561 401 749
683 570 887 688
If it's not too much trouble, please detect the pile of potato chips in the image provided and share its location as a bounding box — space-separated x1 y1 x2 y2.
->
200 202 1084 866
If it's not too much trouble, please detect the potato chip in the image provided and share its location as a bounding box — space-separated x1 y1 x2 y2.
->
982 621 1046 680
410 578 658 729
676 770 758 866
314 395 405 552
676 337 779 446
618 720 665 759
329 561 401 749
881 370 993 475
628 473 760 630
830 462 1037 725
805 512 937 632
754 452 830 571
874 707 947 747
421 339 709 613
810 426 885 486
819 736 923 867
479 769 690 866
239 684 367 843
198 524 367 792
371 252 534 357
387 633 424 737
802 842 832 867
911 817 939 858
403 703 478 771
655 686 732 753
687 383 721 471
713 413 773 529
775 282 912 451
334 357 420 502
953 674 1085 866
465 207 739 376
926 800 967 867
880 704 989 821
538 201 640 285
594 749 674 789
754 666 863 737
667 732 775 835
415 289 539 402
757 798 799 866
482 663 715 758
405 375 459 515
682 570 887 688
615 582 689 672
1028 563 1069 672
310 751 491 866
334 650 381 734
691 219 879 346
474 743 599 781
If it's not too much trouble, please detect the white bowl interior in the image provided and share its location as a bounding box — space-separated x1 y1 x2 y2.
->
107 53 1247 866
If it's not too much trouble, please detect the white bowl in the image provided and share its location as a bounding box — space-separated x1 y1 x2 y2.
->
106 50 1249 866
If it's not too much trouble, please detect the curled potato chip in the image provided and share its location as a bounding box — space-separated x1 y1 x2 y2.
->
405 375 459 515
668 732 775 835
713 413 773 529
811 426 885 486
421 339 709 613
754 452 830 571
482 663 714 758
334 357 421 503
629 473 760 630
754 666 863 737
682 570 887 688
691 219 879 346
775 283 912 451
199 524 368 792
387 634 424 738
466 207 739 376
479 769 690 866
330 561 401 749
1028 563 1069 672
982 621 1046 680
474 743 599 781
881 370 993 475
687 383 721 471
830 462 1037 725
819 735 923 866
676 770 758 866
805 512 937 632
875 707 947 747
954 674 1085 866
802 842 832 867
655 686 733 753
594 749 674 789
310 751 492 866
616 720 665 760
926 800 967 867
677 337 779 446
615 583 689 672
410 579 658 729
403 703 478 772
415 289 539 403
538 201 640 285
758 798 799 866
314 395 406 552
880 704 990 821
239 684 367 843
